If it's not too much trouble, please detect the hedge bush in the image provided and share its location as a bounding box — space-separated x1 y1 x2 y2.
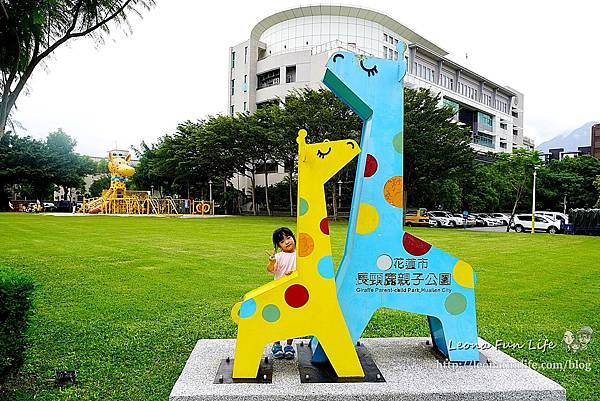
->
0 266 35 383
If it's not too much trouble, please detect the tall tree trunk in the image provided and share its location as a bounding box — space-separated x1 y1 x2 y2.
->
288 171 294 217
0 104 9 138
507 186 523 232
251 172 256 216
222 179 227 215
264 169 271 216
332 182 338 221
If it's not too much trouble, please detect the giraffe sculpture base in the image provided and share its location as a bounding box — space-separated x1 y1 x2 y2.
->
170 338 566 401
296 341 385 383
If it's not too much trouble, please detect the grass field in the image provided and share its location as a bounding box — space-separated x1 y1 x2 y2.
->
0 214 598 400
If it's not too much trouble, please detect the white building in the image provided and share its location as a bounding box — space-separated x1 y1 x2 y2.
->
229 5 530 191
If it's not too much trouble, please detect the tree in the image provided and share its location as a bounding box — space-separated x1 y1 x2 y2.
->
594 176 600 208
0 132 52 202
491 148 543 231
88 176 110 197
537 156 600 210
45 129 95 198
0 0 155 137
278 89 362 218
403 88 475 209
0 130 93 203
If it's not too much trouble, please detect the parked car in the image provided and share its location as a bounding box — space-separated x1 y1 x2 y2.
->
453 214 477 227
404 208 430 227
472 213 501 227
43 202 56 212
536 211 569 227
427 211 454 228
430 211 463 227
510 214 562 234
489 213 510 225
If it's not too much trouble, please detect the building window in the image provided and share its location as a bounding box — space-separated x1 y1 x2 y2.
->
500 142 507 149
257 69 280 89
443 98 459 116
384 33 388 42
243 102 247 112
473 132 494 148
512 111 519 118
441 75 454 90
286 65 296 83
231 79 235 95
478 112 493 132
230 105 234 116
383 46 388 58
231 51 235 69
500 122 507 130
244 46 248 64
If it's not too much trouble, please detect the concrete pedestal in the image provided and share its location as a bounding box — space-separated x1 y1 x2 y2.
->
170 337 566 401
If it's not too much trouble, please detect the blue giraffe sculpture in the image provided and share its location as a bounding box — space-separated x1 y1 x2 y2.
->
311 43 480 363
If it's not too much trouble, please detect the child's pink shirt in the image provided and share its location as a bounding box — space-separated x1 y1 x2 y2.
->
271 251 296 279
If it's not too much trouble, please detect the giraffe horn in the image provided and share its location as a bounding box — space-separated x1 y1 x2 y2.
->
297 129 308 162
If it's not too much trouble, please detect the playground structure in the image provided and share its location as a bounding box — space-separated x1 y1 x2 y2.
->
80 149 213 216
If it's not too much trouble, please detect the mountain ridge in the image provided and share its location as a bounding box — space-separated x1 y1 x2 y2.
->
536 121 598 153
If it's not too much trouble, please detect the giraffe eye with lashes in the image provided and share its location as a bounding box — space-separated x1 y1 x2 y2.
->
333 53 345 63
316 147 332 159
360 59 378 77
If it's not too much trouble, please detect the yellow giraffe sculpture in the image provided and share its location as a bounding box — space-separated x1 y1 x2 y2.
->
230 129 363 379
106 150 135 198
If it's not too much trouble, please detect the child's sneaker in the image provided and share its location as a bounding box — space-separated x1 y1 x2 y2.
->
284 345 295 359
272 344 284 359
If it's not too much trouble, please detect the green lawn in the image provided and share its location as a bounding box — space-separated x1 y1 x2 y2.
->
0 214 598 400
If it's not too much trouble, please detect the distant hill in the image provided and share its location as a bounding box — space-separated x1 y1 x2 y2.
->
536 121 599 153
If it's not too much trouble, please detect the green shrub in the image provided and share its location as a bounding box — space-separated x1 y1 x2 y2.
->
0 267 35 383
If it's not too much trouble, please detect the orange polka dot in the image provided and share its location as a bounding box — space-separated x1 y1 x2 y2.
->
383 176 404 208
298 232 315 257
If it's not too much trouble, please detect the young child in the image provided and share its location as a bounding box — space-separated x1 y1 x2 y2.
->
266 227 296 359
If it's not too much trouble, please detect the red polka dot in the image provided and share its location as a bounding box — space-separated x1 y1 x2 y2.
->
402 232 432 256
284 284 309 308
364 154 378 177
320 218 330 235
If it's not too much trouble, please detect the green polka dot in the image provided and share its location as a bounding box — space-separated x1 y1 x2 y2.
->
445 293 467 315
393 132 404 154
299 198 309 216
262 304 280 322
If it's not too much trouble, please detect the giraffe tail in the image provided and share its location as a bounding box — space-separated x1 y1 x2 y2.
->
231 302 241 324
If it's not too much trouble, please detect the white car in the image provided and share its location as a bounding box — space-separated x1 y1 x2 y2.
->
472 213 501 227
488 213 510 225
430 211 462 228
536 211 569 226
43 202 56 211
510 214 562 234
453 214 476 227
427 212 454 228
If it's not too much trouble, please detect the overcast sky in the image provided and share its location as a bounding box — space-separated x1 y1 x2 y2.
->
11 0 600 157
